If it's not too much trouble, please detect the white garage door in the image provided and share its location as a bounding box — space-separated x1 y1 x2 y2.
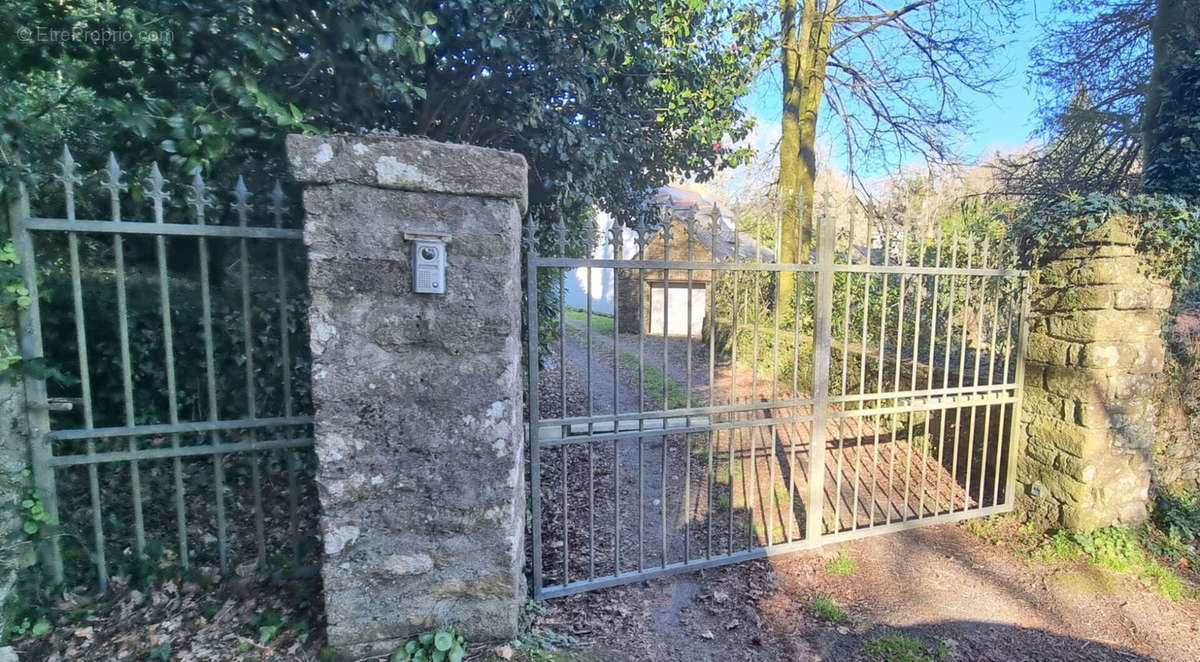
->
649 284 706 337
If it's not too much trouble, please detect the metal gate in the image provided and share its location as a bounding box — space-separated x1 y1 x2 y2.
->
9 148 316 590
525 197 1029 599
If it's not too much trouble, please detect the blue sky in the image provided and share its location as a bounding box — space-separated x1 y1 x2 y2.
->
738 1 1048 177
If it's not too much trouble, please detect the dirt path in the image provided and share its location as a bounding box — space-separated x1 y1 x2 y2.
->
538 521 1200 661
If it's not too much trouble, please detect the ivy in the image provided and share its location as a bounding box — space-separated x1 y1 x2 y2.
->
391 628 467 662
1012 192 1200 293
1 238 27 378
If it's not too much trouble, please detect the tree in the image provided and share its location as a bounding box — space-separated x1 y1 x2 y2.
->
996 86 1140 206
1025 0 1155 196
772 0 1017 310
1019 0 1199 198
1 1 766 244
1142 0 1200 195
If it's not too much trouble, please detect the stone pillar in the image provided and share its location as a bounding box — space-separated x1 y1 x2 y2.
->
287 135 528 656
1 225 32 635
1018 217 1172 530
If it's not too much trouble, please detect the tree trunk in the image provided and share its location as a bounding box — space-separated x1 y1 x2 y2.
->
778 0 833 316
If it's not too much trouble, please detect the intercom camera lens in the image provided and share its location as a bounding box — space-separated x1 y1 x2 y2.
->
420 246 438 261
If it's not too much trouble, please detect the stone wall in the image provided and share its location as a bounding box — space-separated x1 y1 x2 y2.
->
287 135 527 657
1017 217 1173 530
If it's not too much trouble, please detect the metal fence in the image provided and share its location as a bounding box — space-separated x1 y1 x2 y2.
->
525 195 1030 598
9 147 316 590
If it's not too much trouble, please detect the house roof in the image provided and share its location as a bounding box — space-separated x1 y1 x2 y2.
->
650 186 776 262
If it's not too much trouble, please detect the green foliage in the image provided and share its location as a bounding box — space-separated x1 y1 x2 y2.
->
19 484 56 536
861 630 941 662
825 551 856 576
1149 490 1200 566
1 1 763 249
1144 34 1200 196
1046 526 1196 602
1012 192 1200 292
809 594 846 622
392 628 467 662
1 239 28 376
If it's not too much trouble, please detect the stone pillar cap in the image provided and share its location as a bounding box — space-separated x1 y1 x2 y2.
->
287 134 528 213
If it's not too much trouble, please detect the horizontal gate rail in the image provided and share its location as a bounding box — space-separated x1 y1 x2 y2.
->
45 415 314 441
26 217 304 239
47 436 314 468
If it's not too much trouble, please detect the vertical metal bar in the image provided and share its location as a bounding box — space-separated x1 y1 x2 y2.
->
636 220 647 571
555 224 569 584
769 209 782 546
962 239 989 510
525 218 543 595
934 234 961 515
868 223 890 526
105 155 147 558
685 216 694 561
918 227 944 519
192 169 230 575
584 251 595 579
977 250 1004 507
851 214 873 531
748 221 760 550
787 219 804 542
609 223 621 573
660 216 670 567
8 159 65 583
993 249 1020 507
833 213 854 533
60 147 106 588
728 225 740 552
885 218 911 524
901 220 928 520
807 195 835 541
268 181 300 570
949 240 977 511
148 163 189 568
706 211 718 558
233 178 267 569
1004 276 1032 507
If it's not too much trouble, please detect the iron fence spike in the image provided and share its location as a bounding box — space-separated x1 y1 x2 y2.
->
268 180 288 226
608 221 623 255
523 215 540 253
189 167 213 211
232 175 253 220
553 219 567 254
56 145 82 187
101 152 126 197
146 162 169 205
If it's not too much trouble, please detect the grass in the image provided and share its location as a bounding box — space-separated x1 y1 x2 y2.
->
614 349 689 409
861 631 944 662
826 550 856 576
962 514 1198 603
564 307 614 335
810 594 847 622
1039 527 1196 602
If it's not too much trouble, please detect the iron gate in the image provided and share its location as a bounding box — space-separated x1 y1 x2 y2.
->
525 197 1029 599
9 148 316 590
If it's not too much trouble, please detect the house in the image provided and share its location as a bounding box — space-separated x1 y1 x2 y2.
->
615 186 774 338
